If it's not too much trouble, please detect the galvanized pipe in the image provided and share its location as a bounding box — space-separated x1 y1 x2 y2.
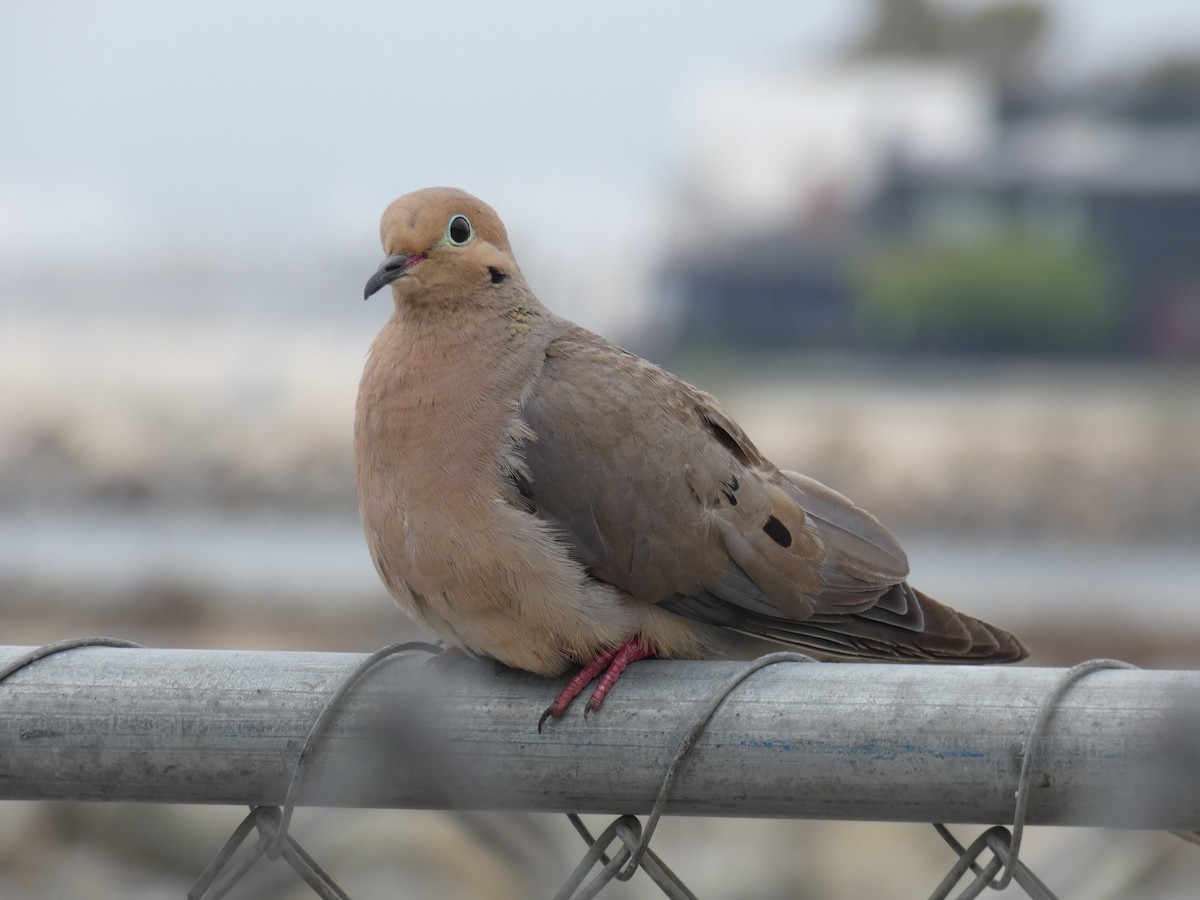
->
0 645 1196 828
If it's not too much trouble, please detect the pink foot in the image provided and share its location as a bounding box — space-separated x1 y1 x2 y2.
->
586 638 655 712
538 637 655 732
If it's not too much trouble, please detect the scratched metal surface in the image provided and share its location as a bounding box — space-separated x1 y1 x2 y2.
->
0 645 1197 829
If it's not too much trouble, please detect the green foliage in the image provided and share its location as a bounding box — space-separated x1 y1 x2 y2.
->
853 234 1121 353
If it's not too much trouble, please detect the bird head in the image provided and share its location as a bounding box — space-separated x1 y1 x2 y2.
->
364 187 520 305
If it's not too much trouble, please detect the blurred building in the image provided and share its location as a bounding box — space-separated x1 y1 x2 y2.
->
873 99 1200 355
663 59 1200 355
663 61 993 348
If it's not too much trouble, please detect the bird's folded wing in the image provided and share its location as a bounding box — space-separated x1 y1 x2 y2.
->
517 325 910 625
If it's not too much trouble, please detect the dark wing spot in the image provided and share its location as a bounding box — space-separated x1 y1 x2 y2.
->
722 476 739 506
763 515 792 548
409 588 429 613
500 465 536 514
488 266 508 284
701 414 753 466
513 470 536 511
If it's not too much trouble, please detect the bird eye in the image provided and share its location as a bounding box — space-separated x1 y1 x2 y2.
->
446 215 472 246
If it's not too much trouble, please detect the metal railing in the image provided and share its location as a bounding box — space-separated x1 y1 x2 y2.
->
1 640 1197 898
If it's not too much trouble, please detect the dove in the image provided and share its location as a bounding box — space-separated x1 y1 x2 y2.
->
355 187 1028 728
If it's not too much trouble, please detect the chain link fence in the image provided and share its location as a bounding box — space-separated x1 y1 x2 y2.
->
2 639 1198 899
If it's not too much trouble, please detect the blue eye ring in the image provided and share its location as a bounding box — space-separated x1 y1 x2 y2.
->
446 214 472 246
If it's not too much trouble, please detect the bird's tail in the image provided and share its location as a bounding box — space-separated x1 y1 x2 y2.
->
732 583 1029 664
892 585 1029 663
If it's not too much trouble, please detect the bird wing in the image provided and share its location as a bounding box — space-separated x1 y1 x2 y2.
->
517 325 911 626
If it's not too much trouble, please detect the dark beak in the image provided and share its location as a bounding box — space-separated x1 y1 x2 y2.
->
364 254 423 300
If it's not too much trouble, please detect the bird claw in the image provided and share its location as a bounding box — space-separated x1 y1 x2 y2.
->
536 637 654 731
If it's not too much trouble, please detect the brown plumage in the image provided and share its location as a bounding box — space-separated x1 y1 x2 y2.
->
355 187 1028 722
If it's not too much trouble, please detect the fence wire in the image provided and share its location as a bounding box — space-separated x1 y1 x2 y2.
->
1 638 1195 899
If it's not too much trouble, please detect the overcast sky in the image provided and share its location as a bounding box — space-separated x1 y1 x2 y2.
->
4 0 1200 270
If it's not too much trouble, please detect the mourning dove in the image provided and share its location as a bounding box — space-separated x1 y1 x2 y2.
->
356 187 1028 727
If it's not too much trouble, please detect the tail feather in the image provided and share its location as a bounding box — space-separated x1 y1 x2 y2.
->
741 584 1028 663
667 582 1028 664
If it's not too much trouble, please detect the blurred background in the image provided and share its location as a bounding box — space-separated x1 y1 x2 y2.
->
2 0 1199 897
